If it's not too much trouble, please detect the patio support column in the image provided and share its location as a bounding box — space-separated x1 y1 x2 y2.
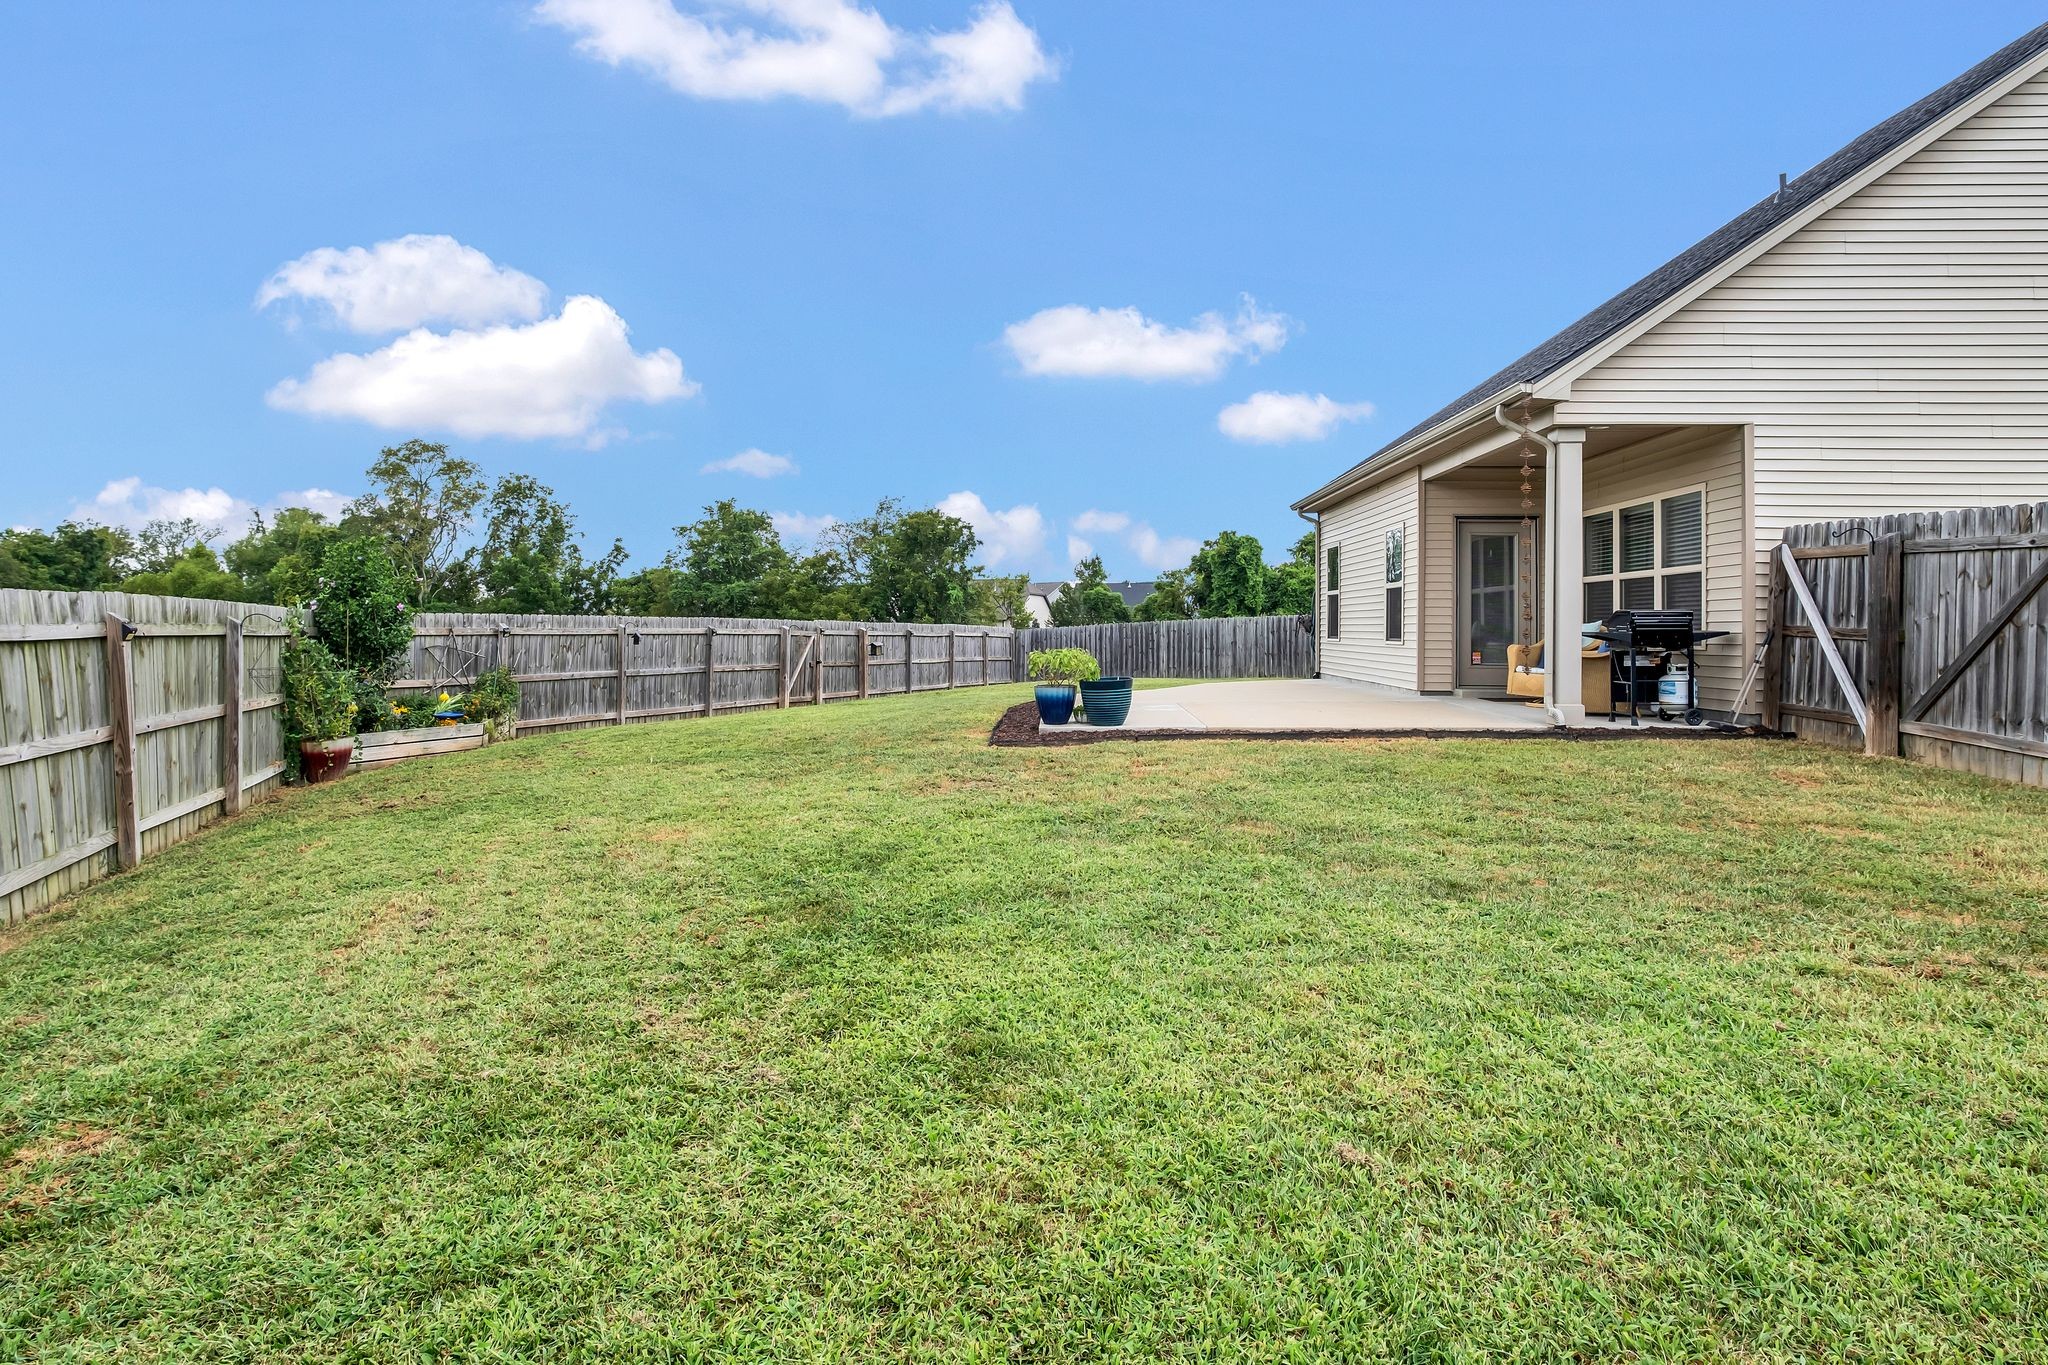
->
1546 427 1587 725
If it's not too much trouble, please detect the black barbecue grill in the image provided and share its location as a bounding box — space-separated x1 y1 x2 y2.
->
1587 610 1730 726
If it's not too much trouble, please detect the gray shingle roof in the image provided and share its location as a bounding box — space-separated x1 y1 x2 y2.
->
1298 20 2048 509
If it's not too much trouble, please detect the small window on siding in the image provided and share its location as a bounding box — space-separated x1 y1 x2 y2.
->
1325 544 1340 639
1385 586 1403 641
1385 527 1405 584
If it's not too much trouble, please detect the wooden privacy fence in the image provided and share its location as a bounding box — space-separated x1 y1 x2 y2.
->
397 613 1018 733
1017 615 1315 680
1764 501 2047 786
1 588 290 926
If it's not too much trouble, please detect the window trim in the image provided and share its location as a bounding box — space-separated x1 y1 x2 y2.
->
1582 484 1706 622
1385 585 1404 642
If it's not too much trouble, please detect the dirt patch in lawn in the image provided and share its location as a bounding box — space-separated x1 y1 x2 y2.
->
988 700 1783 747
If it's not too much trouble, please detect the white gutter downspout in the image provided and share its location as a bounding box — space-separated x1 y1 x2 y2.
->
1296 507 1321 677
1491 403 1566 725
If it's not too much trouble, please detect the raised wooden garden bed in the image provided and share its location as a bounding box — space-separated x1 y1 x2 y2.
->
350 722 493 771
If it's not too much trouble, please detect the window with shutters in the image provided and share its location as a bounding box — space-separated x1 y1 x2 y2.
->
1582 487 1705 623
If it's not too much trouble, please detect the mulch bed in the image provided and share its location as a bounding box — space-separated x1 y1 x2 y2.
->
988 700 1782 747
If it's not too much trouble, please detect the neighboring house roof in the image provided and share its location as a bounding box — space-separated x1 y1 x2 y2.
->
1027 579 1155 607
1296 20 2048 510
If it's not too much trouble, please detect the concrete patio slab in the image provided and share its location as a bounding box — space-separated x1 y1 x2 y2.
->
1041 678 1705 735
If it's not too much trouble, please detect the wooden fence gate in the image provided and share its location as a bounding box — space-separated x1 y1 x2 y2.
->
1765 501 2047 786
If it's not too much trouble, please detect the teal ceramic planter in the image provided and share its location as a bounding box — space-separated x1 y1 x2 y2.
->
1034 684 1076 725
1079 677 1133 726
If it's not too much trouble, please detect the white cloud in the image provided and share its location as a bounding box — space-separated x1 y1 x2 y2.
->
1128 522 1198 571
771 510 840 544
936 490 1047 569
1217 391 1375 444
1064 535 1092 566
702 448 797 478
274 487 353 519
535 0 1055 117
1001 296 1291 381
1071 508 1129 534
257 234 548 333
266 294 696 442
71 479 358 538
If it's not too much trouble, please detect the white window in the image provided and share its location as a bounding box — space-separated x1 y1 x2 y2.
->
1583 488 1704 622
1324 544 1341 639
1384 526 1404 642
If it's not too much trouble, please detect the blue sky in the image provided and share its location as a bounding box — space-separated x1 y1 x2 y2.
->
5 2 2043 580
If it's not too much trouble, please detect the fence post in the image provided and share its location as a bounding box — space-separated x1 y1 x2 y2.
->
946 631 957 689
1761 553 1788 731
904 628 914 692
104 613 141 870
778 627 792 708
857 627 870 698
615 626 630 726
1865 532 1904 757
222 615 244 815
704 626 717 715
979 631 990 685
813 631 824 706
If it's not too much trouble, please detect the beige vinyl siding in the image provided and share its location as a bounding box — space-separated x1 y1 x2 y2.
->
1560 66 2048 687
1316 469 1418 688
1419 466 1539 693
1581 426 1747 714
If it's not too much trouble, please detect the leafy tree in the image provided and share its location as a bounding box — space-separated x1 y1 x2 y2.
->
0 522 135 591
472 473 627 614
1048 555 1132 626
1188 530 1269 617
664 499 793 617
969 574 1035 629
123 517 217 578
118 544 250 601
344 439 485 608
225 507 339 604
612 565 680 616
1132 567 1196 621
1264 530 1317 616
828 500 981 623
311 537 414 678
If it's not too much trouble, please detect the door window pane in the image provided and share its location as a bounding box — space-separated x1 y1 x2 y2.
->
1584 513 1614 577
1584 579 1614 620
1661 491 1703 568
1621 576 1656 610
1619 502 1656 573
1662 571 1704 618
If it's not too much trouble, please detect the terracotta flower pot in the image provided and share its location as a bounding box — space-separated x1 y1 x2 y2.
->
299 737 354 784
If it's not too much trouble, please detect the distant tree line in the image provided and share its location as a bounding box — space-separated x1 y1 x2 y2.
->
0 439 1034 626
4 438 1316 627
1046 530 1316 626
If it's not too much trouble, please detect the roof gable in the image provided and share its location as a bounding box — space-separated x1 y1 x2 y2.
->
1298 20 2048 508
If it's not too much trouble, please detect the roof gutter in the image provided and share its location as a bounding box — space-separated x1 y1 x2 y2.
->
1291 382 1538 513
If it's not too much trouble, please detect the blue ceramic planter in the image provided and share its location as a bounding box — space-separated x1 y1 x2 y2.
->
1079 677 1133 726
1034 684 1077 725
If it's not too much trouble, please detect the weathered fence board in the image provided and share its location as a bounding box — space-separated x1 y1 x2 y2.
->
1017 616 1314 680
398 613 1015 733
1773 501 2047 787
0 588 291 927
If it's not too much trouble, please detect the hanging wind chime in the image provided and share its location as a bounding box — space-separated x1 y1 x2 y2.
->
1517 399 1538 645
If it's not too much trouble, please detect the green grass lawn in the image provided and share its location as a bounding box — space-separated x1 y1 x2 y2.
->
3 685 2046 1362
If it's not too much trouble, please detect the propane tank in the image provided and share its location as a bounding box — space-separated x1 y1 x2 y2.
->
1658 657 1692 718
